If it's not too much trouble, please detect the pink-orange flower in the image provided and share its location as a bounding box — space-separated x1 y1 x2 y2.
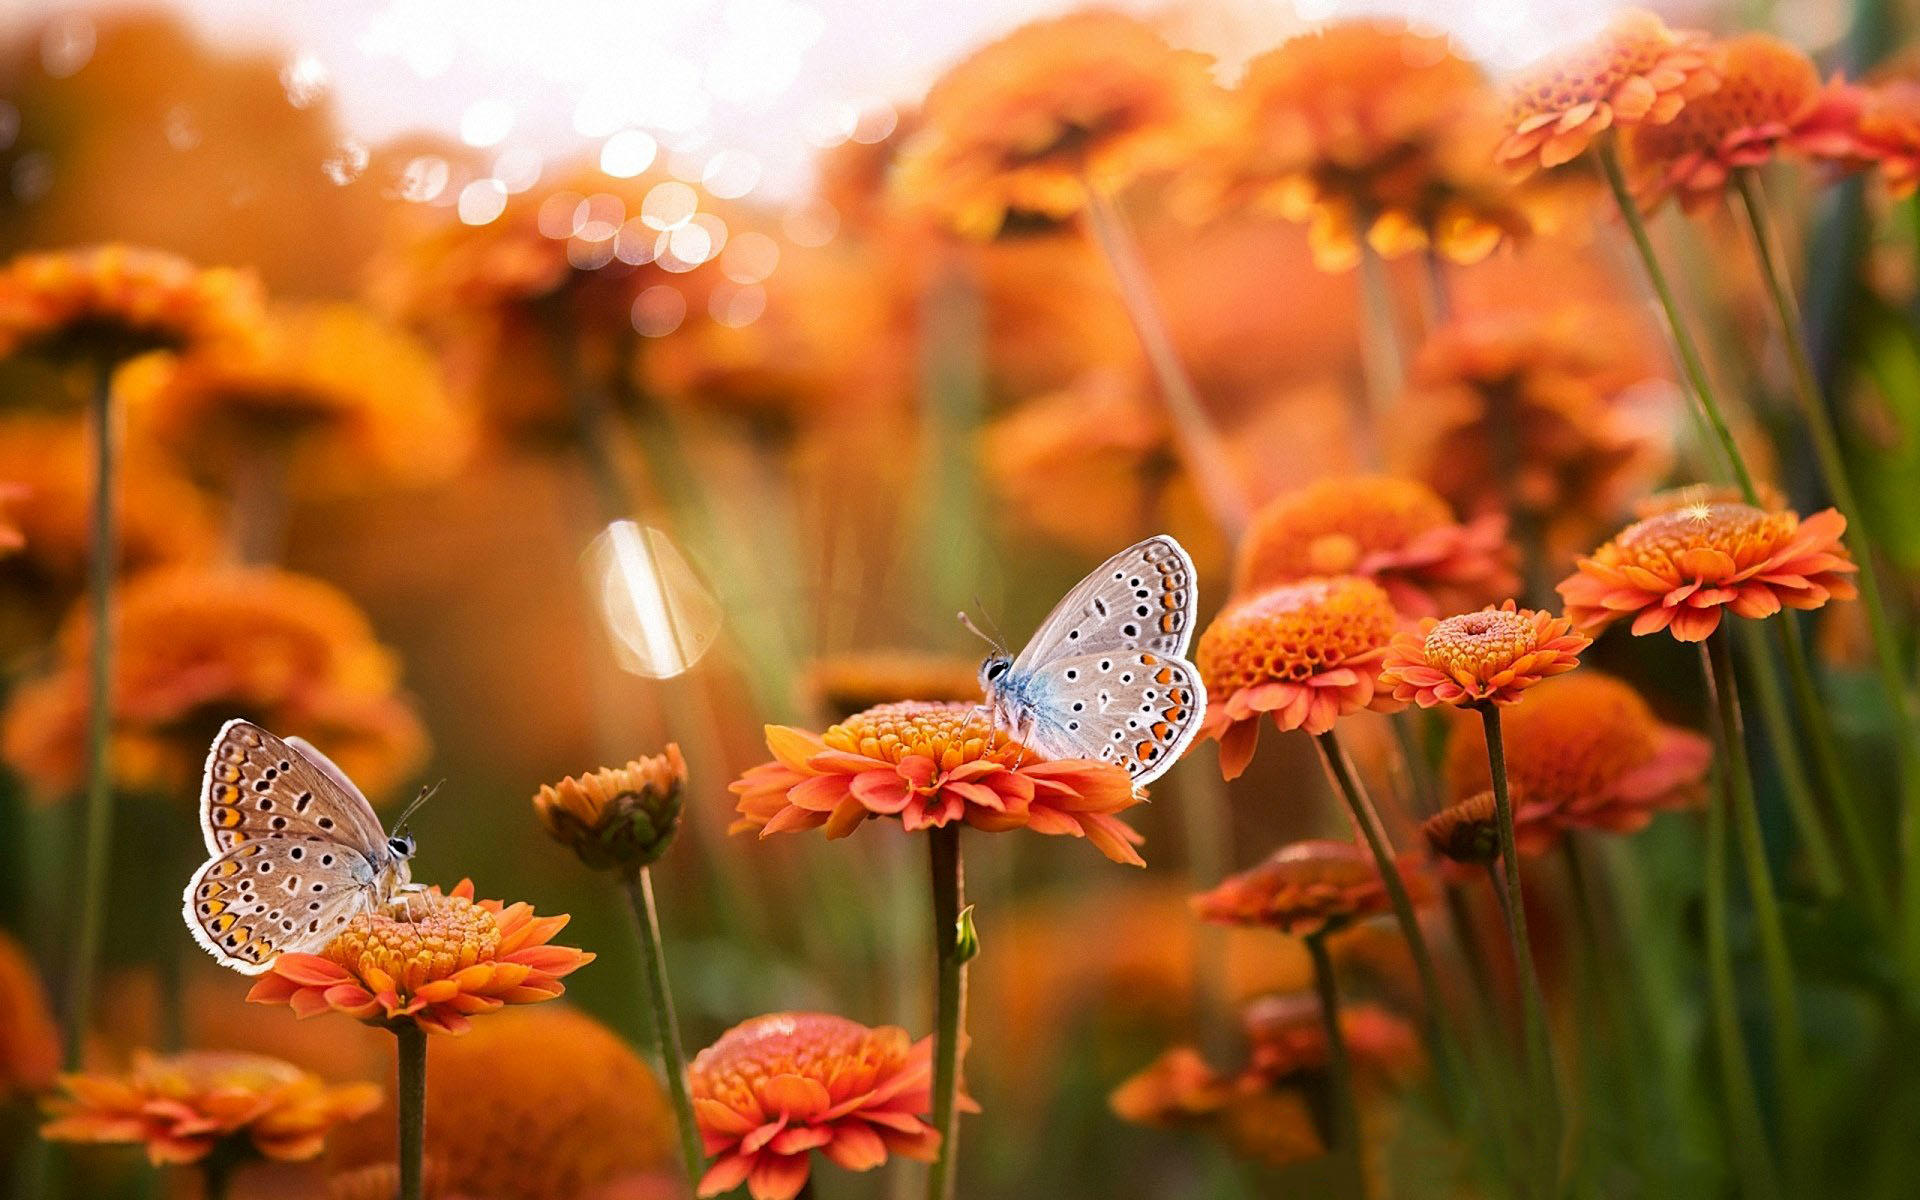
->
1799 79 1920 196
1381 601 1589 708
1624 33 1825 211
0 930 58 1097
729 701 1147 865
1557 499 1857 641
1191 840 1430 937
1195 576 1403 779
1497 10 1723 173
41 1050 378 1165
1233 477 1517 619
245 880 593 1035
690 1012 948 1200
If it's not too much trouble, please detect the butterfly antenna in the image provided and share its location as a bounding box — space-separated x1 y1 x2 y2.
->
956 610 1004 655
394 779 444 832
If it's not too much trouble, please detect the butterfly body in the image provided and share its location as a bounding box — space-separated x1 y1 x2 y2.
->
183 719 418 975
979 535 1206 789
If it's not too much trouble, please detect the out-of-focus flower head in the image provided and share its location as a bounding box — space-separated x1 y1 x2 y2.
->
1557 497 1856 641
895 11 1224 237
1239 991 1425 1086
41 1050 378 1165
1191 839 1428 937
0 246 263 368
117 303 471 494
327 1006 676 1199
804 653 984 720
1197 576 1405 778
1232 475 1517 618
1391 308 1673 559
691 1011 948 1200
0 416 218 655
1497 10 1723 174
1624 33 1824 211
1381 600 1588 708
246 879 592 1035
1446 671 1711 852
730 701 1147 864
1186 20 1528 269
1 565 427 802
1421 791 1505 864
1799 78 1920 197
0 931 59 1097
533 745 687 874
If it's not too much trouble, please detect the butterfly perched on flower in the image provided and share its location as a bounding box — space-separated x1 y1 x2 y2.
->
973 535 1206 789
183 720 421 974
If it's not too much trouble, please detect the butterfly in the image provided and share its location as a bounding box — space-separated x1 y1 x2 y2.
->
973 534 1206 789
183 719 421 975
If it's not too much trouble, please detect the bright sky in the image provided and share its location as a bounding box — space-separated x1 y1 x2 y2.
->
4 0 1647 206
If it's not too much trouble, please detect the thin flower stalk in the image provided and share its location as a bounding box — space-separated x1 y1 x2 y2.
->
926 825 968 1200
1732 168 1920 945
1736 622 1844 902
395 1023 427 1200
1354 232 1404 467
1306 930 1368 1198
1560 839 1656 1184
1478 706 1562 1195
65 359 117 1069
1081 182 1252 539
623 867 705 1188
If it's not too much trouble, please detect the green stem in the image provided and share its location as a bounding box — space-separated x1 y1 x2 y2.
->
1307 931 1368 1198
199 1148 240 1200
1479 706 1562 1195
926 825 967 1200
1734 621 1845 902
1597 139 1759 501
1422 247 1453 328
395 1022 427 1200
1700 700 1782 1200
64 359 117 1069
1561 838 1654 1184
1082 183 1251 538
1733 169 1920 951
623 868 704 1188
1703 633 1806 1175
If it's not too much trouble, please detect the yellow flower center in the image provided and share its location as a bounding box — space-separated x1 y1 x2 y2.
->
326 894 500 983
1608 501 1792 572
692 1013 911 1112
1422 608 1538 679
822 701 1019 769
1199 577 1398 693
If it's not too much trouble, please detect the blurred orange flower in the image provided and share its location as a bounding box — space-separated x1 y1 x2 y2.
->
896 11 1222 237
1445 672 1711 852
1191 840 1427 937
731 701 1147 865
119 302 471 493
1420 791 1506 864
1 565 427 802
327 1006 676 1199
1240 992 1425 1085
41 1050 378 1165
1625 33 1824 211
1196 576 1403 778
1381 601 1588 708
1232 476 1516 618
246 880 591 1035
691 1012 945 1200
1799 79 1920 197
0 245 263 367
805 653 984 719
533 745 687 873
1557 499 1856 641
1497 10 1722 173
1191 20 1526 268
0 931 59 1097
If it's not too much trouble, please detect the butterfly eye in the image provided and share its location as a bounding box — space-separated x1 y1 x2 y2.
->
985 660 1010 681
388 835 415 858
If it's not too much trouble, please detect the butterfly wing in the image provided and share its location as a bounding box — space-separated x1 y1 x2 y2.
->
1015 648 1207 788
200 720 388 856
1012 535 1198 672
182 837 381 974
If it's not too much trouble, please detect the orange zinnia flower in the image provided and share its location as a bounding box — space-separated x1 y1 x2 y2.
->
1232 476 1517 618
1497 10 1722 173
1381 601 1589 708
1240 992 1425 1085
1 565 427 802
1557 498 1857 641
729 701 1146 865
1623 33 1825 211
1420 791 1506 864
895 11 1222 237
1191 20 1527 268
41 1050 378 1165
805 653 986 720
0 245 263 366
1446 672 1711 852
690 1012 946 1200
245 880 593 1035
1195 576 1403 779
1191 840 1428 937
534 746 687 873
0 931 58 1097
1799 78 1920 197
